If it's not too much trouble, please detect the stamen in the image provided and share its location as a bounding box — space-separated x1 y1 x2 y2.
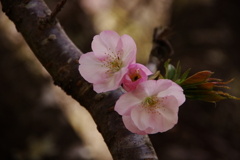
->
130 69 141 82
100 49 123 77
142 96 165 114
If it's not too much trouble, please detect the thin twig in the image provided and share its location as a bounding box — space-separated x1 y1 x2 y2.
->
49 0 67 22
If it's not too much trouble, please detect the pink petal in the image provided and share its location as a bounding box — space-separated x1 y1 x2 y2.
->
92 31 121 59
122 116 147 135
144 127 155 134
115 37 123 56
131 107 154 131
93 66 128 93
158 97 179 121
131 63 152 75
120 34 137 65
130 84 150 100
169 83 185 106
154 96 179 132
122 80 137 92
122 63 152 91
115 92 142 116
154 114 178 133
134 80 158 96
157 81 185 106
91 35 109 59
79 52 108 84
152 115 167 133
122 74 145 92
155 79 173 93
100 30 120 50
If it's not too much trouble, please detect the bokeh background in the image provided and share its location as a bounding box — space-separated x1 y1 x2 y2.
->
0 0 240 160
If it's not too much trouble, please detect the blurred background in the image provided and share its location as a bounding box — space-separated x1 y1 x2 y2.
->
0 0 240 159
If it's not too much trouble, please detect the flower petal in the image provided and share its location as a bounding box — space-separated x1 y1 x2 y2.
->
100 30 120 49
134 80 158 96
131 107 154 131
122 116 147 135
154 96 179 132
93 66 128 93
155 79 173 93
92 31 121 59
122 63 152 92
79 52 108 84
158 81 185 106
115 93 142 116
121 34 137 65
91 35 109 59
132 63 152 75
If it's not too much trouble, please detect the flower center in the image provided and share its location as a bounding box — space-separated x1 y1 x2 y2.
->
101 49 123 77
110 59 123 72
142 96 165 114
103 58 123 77
129 69 141 82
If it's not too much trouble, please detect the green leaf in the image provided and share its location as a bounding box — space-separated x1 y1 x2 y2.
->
167 64 175 80
164 59 171 78
173 61 181 81
184 90 226 102
178 68 191 84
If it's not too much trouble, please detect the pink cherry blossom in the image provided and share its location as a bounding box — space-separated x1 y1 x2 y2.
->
79 30 136 93
115 79 185 135
122 63 152 92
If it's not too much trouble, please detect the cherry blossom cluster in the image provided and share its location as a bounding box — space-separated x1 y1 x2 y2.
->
79 30 185 135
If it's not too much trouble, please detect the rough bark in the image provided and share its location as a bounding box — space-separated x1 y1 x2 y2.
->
0 0 158 159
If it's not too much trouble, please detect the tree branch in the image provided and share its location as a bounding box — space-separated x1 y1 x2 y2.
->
0 0 158 159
